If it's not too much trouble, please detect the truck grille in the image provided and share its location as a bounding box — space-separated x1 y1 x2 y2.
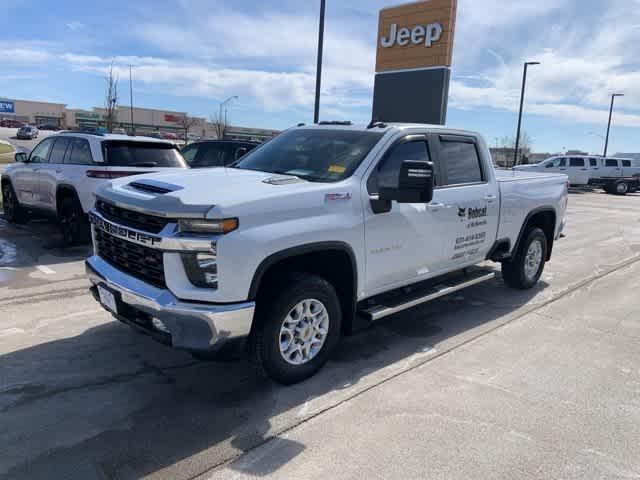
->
95 229 166 288
96 200 169 234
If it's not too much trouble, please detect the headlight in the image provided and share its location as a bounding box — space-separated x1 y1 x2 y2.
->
178 218 238 234
181 253 218 288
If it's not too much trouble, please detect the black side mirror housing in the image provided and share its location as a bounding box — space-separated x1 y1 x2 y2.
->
380 160 434 204
14 152 28 163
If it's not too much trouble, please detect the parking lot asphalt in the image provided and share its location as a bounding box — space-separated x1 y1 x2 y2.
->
1 191 640 479
0 126 55 158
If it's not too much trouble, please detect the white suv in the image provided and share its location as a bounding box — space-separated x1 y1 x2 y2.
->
1 132 187 244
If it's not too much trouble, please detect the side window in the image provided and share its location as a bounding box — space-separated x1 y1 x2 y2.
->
569 158 585 167
439 138 483 185
66 138 94 165
368 140 430 194
181 144 198 165
29 138 54 164
49 138 70 164
622 160 631 167
605 159 618 167
589 158 598 167
196 143 227 167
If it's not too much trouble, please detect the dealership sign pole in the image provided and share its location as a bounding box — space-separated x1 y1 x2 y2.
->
372 0 457 125
313 0 326 124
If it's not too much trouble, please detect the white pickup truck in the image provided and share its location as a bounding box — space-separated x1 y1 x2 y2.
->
86 123 568 384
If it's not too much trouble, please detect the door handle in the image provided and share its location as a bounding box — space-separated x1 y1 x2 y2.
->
427 202 447 211
581 168 588 171
485 194 497 203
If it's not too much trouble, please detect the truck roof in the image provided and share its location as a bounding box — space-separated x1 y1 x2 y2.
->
294 122 479 137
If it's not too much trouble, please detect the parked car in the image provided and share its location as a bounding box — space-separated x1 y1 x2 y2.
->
1 132 188 244
86 122 568 384
181 140 259 168
513 155 599 186
38 123 60 131
0 119 25 128
16 125 39 140
587 157 640 195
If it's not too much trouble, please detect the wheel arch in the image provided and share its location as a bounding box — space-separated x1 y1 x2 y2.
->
55 184 82 215
249 242 358 335
512 207 557 262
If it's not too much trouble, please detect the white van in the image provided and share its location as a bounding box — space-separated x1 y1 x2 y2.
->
596 157 640 178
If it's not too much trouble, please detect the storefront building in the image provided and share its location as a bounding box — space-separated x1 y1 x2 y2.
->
0 98 67 126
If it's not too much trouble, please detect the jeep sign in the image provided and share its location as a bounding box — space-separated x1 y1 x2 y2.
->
380 22 443 48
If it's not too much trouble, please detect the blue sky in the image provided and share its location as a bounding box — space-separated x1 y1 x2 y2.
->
1 0 639 154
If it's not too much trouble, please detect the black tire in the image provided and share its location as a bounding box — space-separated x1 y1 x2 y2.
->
603 184 613 194
2 181 27 223
502 227 548 290
614 181 629 196
58 195 90 245
249 273 342 385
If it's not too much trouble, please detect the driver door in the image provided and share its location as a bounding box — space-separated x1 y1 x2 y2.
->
363 135 446 295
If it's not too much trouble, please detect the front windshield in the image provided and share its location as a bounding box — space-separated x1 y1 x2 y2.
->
232 129 384 182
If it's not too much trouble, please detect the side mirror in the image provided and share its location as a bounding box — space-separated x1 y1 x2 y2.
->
15 152 28 163
380 160 434 204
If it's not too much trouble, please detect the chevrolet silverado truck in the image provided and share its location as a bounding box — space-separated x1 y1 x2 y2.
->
86 122 568 384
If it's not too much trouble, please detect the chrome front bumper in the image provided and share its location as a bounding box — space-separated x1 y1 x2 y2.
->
86 255 255 354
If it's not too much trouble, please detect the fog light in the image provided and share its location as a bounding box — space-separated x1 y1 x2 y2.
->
181 253 218 289
152 317 170 333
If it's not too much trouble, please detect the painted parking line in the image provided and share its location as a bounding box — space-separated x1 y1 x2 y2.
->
36 265 56 275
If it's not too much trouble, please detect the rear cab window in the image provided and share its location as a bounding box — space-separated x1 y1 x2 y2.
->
622 160 631 167
437 135 484 186
65 138 94 165
49 137 71 164
102 141 187 168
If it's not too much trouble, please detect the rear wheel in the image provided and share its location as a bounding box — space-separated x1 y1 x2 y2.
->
502 227 548 290
249 273 342 384
58 195 90 245
614 181 629 195
2 182 26 223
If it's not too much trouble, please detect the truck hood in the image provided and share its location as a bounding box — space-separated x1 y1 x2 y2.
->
95 167 345 218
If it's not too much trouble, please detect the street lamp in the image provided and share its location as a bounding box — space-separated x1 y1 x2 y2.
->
513 61 540 166
603 93 624 158
313 0 326 124
218 96 238 138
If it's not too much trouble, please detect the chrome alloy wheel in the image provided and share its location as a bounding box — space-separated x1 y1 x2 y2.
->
524 239 543 281
279 299 330 365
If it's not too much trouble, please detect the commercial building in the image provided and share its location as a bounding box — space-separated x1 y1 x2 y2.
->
0 97 278 141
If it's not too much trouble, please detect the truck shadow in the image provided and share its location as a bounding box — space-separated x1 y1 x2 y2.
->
1 276 546 479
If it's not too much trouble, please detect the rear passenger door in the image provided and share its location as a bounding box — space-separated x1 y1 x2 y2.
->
430 134 499 267
63 137 96 213
567 157 589 185
602 158 621 177
36 136 70 211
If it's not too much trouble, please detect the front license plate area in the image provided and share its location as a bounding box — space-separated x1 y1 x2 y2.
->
98 284 118 314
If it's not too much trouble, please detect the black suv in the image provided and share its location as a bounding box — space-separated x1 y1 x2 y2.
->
181 140 259 168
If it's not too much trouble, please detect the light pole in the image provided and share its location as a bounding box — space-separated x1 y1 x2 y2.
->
218 96 238 139
603 93 624 158
129 65 134 134
313 0 326 124
514 61 540 166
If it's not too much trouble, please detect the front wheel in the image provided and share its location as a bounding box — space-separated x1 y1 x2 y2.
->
250 273 342 384
502 227 548 290
2 182 27 223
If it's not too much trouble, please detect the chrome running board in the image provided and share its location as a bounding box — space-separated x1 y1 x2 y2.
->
362 269 496 322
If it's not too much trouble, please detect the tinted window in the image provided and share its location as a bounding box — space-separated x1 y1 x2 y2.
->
605 159 618 167
622 160 631 167
589 158 598 167
193 143 228 168
368 141 430 193
569 158 585 167
439 138 483 185
49 138 70 164
234 129 384 182
29 138 54 163
546 158 566 168
103 141 186 167
66 138 94 165
181 144 198 164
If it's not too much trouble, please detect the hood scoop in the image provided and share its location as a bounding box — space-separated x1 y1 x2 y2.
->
127 179 184 195
262 175 305 186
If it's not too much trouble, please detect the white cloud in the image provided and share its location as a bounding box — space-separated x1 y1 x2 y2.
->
65 21 85 32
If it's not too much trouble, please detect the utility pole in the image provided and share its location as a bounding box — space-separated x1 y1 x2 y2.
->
514 61 540 166
129 65 134 134
603 93 624 158
313 0 326 124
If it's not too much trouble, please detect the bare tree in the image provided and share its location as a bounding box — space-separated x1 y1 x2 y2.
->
179 115 199 144
104 63 119 133
500 132 533 165
210 111 226 140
